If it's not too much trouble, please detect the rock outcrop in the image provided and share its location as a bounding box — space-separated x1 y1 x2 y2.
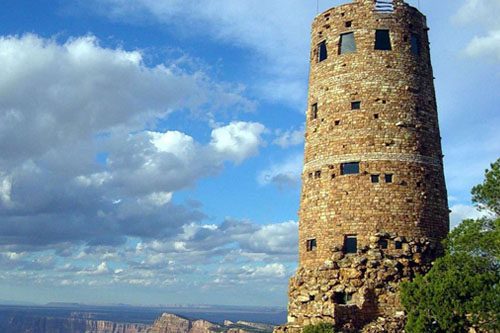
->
0 313 150 333
275 234 438 332
147 313 274 333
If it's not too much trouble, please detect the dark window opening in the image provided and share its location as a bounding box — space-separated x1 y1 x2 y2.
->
311 103 318 119
333 292 352 305
335 120 341 126
411 34 421 55
308 173 313 179
306 239 317 252
345 21 352 28
341 162 360 175
339 32 356 54
385 174 393 183
375 30 392 50
318 41 328 62
314 170 322 179
351 101 361 110
379 239 388 249
395 241 403 250
331 173 336 179
374 113 379 119
371 174 380 183
344 235 357 254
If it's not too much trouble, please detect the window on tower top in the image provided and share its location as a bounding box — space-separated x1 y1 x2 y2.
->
410 33 421 55
318 41 328 62
375 30 392 50
339 32 356 54
311 103 318 119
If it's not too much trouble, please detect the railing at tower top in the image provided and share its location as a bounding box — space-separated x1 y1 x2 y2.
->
374 0 395 13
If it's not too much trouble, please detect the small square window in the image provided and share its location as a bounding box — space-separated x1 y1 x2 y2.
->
311 103 318 119
385 174 393 183
333 292 352 305
345 235 357 254
351 101 361 110
371 174 380 183
339 32 356 55
373 113 379 119
345 21 352 28
395 241 403 250
379 239 388 249
314 170 322 179
341 162 360 175
411 34 421 55
335 120 341 126
306 239 317 252
318 41 328 62
375 30 392 50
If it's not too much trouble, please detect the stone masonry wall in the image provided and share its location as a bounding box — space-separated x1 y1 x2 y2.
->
299 0 449 268
278 0 450 332
276 234 438 332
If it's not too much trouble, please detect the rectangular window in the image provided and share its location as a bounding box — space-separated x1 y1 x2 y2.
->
341 162 360 175
318 41 328 62
314 170 321 179
395 241 403 249
311 103 318 119
411 34 421 55
371 174 380 183
344 235 357 254
385 174 393 183
339 32 356 54
351 101 361 110
375 30 392 50
306 239 317 252
333 292 352 305
379 239 388 249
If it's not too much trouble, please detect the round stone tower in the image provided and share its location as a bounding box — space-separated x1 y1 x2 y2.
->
278 1 450 331
299 0 449 268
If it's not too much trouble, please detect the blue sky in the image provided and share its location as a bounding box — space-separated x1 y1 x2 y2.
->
0 0 498 307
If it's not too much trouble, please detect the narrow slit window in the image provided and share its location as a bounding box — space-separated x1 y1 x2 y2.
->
311 103 318 119
344 235 357 254
371 174 380 183
318 41 328 62
351 101 361 110
375 30 392 50
411 33 421 55
306 239 317 252
385 174 394 183
341 162 360 175
314 170 322 179
339 32 356 55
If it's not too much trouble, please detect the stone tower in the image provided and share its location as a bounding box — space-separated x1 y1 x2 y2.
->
278 0 449 331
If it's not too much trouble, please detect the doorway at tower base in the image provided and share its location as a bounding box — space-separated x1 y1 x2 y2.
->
275 234 441 333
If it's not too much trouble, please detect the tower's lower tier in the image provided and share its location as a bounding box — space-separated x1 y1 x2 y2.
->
275 234 440 333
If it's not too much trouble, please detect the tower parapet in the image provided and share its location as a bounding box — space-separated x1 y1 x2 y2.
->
277 0 449 331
